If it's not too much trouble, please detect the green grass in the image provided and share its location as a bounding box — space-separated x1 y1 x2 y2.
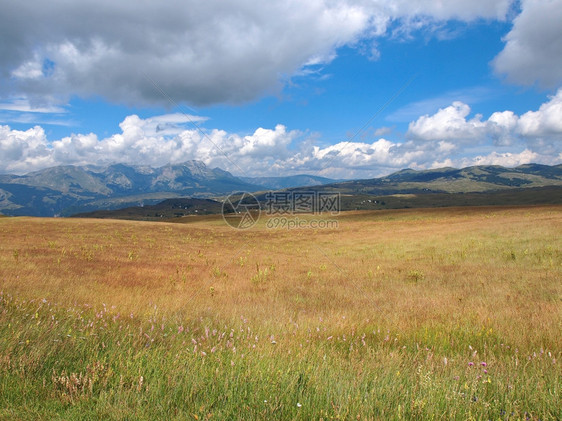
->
1 292 559 420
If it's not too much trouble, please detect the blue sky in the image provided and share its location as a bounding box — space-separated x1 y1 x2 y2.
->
1 0 561 178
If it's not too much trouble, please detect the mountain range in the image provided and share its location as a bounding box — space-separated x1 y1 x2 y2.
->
288 163 562 195
0 161 561 217
0 161 337 216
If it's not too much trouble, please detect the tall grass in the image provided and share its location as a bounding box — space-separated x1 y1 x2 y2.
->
0 205 560 419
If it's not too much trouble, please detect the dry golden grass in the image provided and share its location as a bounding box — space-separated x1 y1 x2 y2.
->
1 206 561 343
0 205 560 419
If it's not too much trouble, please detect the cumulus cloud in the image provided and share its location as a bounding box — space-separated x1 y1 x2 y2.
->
493 0 562 88
0 115 302 175
1 0 515 107
487 111 519 145
408 88 562 147
0 125 55 174
518 89 562 137
407 102 487 142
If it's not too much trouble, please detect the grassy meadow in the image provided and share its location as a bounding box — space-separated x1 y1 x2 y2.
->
0 205 560 419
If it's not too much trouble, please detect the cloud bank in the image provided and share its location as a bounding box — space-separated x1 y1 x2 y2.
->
2 90 560 178
493 0 562 88
0 0 533 107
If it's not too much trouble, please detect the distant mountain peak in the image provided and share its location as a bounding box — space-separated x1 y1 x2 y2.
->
0 162 560 216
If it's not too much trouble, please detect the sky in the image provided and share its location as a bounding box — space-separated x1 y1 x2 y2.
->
0 0 561 179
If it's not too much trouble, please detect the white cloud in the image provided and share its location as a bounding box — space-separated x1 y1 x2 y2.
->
0 125 55 173
0 114 302 175
518 89 562 137
0 98 66 113
493 0 562 88
264 138 429 177
487 110 519 146
408 89 562 147
470 149 539 166
2 115 419 177
11 56 44 80
133 113 208 137
1 90 561 178
238 125 296 158
1 0 515 107
0 97 74 127
433 149 548 169
407 102 487 142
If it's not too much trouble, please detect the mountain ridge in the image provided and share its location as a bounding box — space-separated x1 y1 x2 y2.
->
0 161 259 216
297 163 562 195
0 162 561 217
0 161 339 216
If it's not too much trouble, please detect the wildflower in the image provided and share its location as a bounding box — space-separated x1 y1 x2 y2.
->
297 403 302 408
468 362 474 366
481 362 487 367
